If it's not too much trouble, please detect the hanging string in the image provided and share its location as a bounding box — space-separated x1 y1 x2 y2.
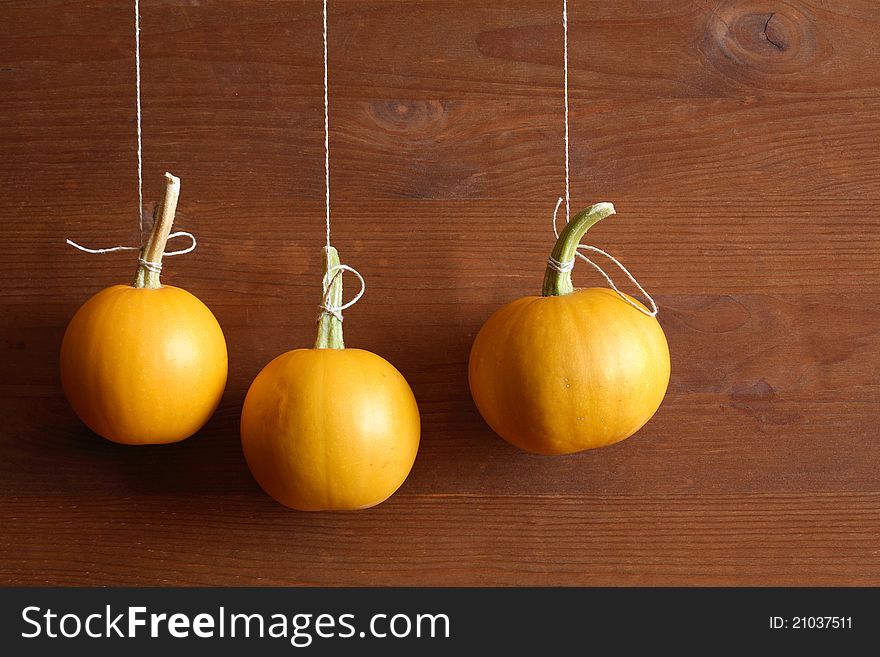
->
322 0 331 248
553 3 657 318
135 0 144 241
65 2 198 267
562 0 570 223
318 0 366 320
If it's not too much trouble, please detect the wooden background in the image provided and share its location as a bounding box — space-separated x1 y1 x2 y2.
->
1 0 878 586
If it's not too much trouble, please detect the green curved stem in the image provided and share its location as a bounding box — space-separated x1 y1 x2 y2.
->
315 245 345 349
541 202 616 297
132 172 180 289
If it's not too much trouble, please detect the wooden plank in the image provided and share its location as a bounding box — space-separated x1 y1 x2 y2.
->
2 493 878 586
3 201 879 303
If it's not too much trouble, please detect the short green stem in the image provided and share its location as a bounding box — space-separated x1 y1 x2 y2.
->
133 172 181 289
315 245 345 349
541 202 616 297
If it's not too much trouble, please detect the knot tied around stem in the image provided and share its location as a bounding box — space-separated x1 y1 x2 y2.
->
542 199 659 317
315 245 366 349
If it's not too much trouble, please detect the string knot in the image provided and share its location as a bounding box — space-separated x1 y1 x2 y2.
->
319 263 365 322
137 255 162 274
547 254 575 273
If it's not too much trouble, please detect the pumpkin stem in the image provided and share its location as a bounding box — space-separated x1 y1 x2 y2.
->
133 172 181 289
542 202 616 297
314 245 345 349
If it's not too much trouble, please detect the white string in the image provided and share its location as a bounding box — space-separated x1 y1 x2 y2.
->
159 231 198 256
138 257 162 274
320 264 366 322
552 196 565 239
323 0 331 249
562 0 570 223
66 231 197 274
575 246 659 316
65 241 138 255
134 0 144 242
547 253 574 273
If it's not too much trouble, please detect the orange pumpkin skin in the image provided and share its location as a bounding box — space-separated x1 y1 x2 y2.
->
60 284 228 445
468 287 670 455
240 348 420 511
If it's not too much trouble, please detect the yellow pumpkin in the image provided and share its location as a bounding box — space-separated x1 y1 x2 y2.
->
240 246 420 511
60 173 228 445
61 285 227 445
468 203 670 455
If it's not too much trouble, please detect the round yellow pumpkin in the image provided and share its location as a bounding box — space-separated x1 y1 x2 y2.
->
61 284 228 445
240 246 420 511
241 347 419 511
468 203 670 455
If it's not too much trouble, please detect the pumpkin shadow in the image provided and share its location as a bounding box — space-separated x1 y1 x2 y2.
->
37 388 255 499
110 392 258 498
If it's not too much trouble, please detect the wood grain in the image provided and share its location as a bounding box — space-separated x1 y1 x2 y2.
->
1 0 879 586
